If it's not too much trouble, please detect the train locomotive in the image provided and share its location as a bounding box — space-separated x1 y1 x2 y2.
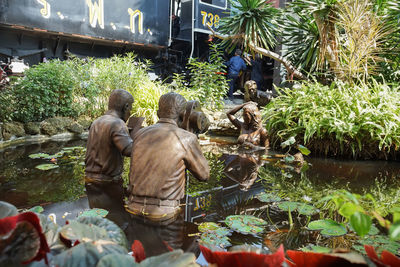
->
0 0 232 78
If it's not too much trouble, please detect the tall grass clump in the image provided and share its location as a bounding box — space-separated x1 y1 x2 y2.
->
263 80 400 159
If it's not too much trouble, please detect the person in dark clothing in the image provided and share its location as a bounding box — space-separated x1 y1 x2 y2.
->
227 49 246 100
244 54 263 91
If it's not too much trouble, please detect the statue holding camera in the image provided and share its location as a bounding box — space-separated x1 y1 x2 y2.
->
126 92 210 223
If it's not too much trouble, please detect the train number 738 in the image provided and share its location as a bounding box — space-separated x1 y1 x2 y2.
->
200 11 220 29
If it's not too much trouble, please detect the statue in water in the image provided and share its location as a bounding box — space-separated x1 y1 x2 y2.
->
126 92 210 224
226 101 269 150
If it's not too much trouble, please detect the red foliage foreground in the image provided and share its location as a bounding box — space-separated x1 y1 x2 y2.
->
364 245 400 267
0 212 49 264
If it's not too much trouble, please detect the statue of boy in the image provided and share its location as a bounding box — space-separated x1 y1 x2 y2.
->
85 89 134 184
226 102 269 150
126 92 210 223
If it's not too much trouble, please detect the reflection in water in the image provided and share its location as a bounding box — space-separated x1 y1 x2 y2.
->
223 150 264 191
85 181 199 258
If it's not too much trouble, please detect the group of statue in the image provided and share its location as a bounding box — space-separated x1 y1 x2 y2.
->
84 88 269 225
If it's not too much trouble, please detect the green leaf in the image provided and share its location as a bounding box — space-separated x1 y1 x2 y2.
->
297 203 319 216
255 192 282 203
350 212 372 237
389 221 400 240
297 145 311 156
308 219 347 236
29 206 44 214
278 201 299 212
79 208 109 218
301 245 331 253
200 231 231 248
284 155 295 163
29 153 50 159
225 215 266 235
96 254 136 267
139 250 197 267
35 164 59 170
339 202 363 219
281 136 296 148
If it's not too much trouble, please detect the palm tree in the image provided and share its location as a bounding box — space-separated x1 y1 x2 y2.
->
212 0 307 80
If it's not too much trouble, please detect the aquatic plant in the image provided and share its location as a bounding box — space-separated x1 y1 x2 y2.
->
263 80 400 159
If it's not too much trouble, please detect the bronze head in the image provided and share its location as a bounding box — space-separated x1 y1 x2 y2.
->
243 103 262 130
157 92 187 123
108 89 134 122
244 80 258 102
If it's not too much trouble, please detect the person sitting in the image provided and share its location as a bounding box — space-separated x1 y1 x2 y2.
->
126 92 210 224
226 102 269 150
85 89 134 185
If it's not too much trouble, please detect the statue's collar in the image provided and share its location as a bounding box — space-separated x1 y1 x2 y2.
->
158 118 178 126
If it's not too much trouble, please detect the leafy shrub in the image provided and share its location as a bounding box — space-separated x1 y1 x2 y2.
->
13 60 77 122
0 87 16 123
263 80 400 158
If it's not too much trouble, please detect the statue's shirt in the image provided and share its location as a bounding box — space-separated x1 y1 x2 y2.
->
128 118 209 201
85 113 132 182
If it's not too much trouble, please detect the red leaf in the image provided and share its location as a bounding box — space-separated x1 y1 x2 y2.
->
163 241 174 252
287 250 339 267
199 244 286 267
364 245 385 267
0 212 49 264
380 250 400 267
131 240 146 263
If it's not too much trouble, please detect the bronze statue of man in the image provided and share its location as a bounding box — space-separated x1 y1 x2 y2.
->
126 92 210 223
85 89 134 184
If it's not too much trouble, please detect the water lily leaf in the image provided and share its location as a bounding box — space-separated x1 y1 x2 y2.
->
0 201 18 219
256 192 282 203
76 216 128 249
35 164 59 170
96 254 136 267
225 215 266 235
79 208 109 218
281 136 296 148
62 146 85 151
297 203 319 216
297 145 311 156
389 221 400 241
350 212 371 237
29 206 44 214
278 201 299 212
200 231 231 248
28 153 50 159
198 222 219 232
308 219 347 236
301 245 331 253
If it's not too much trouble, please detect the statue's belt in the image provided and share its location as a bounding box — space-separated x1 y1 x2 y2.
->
129 196 180 207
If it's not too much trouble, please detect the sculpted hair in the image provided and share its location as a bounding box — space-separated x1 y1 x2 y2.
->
158 92 187 119
108 89 134 112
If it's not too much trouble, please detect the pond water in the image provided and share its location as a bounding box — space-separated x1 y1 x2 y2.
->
1 138 400 262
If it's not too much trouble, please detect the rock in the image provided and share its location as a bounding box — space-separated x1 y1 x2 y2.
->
40 117 74 136
2 122 25 140
67 122 84 134
24 122 41 135
77 117 92 130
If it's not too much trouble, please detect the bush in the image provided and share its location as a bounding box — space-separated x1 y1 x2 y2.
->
13 60 77 122
263 80 400 159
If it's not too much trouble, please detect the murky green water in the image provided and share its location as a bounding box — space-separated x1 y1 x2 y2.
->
1 139 400 258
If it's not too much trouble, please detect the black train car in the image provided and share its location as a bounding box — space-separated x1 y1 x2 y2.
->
0 0 231 77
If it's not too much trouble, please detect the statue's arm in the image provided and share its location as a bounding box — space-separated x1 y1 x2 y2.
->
260 128 270 149
184 136 210 181
112 122 133 157
226 104 246 129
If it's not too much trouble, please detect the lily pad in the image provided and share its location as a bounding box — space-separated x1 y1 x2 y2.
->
256 192 282 203
200 231 231 248
35 164 59 170
29 153 50 159
297 145 311 156
29 206 44 214
78 208 109 218
281 136 296 148
198 222 219 232
308 219 347 236
301 245 331 253
225 215 266 235
278 201 318 215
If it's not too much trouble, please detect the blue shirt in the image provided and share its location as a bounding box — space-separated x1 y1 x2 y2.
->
228 56 246 76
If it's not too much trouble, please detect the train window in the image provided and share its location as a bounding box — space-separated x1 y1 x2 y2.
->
199 0 227 9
